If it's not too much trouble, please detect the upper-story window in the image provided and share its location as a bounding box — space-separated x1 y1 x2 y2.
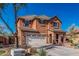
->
53 22 58 28
24 20 29 27
39 20 47 24
39 20 44 24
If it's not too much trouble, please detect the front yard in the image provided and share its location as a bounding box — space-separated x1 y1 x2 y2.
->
0 45 79 56
0 50 5 56
0 47 12 56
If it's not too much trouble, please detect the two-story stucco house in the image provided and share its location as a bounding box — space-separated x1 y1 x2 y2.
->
16 15 66 48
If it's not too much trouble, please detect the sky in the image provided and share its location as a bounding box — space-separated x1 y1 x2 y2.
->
0 3 79 33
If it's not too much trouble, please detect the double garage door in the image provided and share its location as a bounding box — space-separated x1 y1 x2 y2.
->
26 33 46 47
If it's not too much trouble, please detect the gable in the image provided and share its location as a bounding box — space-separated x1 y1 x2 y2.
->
49 16 62 24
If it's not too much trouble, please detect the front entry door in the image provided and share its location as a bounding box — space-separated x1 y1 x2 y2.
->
53 34 59 45
49 34 52 43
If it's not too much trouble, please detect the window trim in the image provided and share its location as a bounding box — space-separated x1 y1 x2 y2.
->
53 22 59 28
24 20 29 27
39 20 47 24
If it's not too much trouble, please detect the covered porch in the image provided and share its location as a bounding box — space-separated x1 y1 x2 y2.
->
47 29 66 46
53 30 66 46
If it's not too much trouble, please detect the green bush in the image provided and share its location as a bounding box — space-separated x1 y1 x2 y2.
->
75 44 79 48
37 48 46 56
0 50 5 55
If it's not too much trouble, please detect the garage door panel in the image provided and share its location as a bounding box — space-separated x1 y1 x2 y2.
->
26 35 46 47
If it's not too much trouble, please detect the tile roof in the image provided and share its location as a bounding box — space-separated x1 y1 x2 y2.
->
67 29 79 34
49 16 62 24
0 34 8 38
53 29 65 33
20 27 39 32
17 15 62 25
48 29 65 33
18 15 51 21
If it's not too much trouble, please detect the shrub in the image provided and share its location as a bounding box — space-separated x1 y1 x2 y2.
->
75 44 79 48
0 50 5 55
37 48 46 56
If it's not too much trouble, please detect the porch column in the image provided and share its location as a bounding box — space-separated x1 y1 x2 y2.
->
47 35 51 44
53 34 57 44
50 35 53 44
63 36 66 46
52 34 55 44
58 35 62 45
46 34 49 44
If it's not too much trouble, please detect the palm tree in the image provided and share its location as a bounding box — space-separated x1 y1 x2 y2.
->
0 3 26 48
13 3 26 48
0 3 14 34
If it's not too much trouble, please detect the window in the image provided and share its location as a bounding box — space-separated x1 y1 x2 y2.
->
39 20 46 24
53 22 58 27
39 20 44 24
24 20 29 27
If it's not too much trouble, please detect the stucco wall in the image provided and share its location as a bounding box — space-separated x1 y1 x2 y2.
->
16 16 62 48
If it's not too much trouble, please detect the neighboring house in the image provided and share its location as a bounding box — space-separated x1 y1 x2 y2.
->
0 34 15 47
16 15 66 48
0 34 9 45
74 30 79 44
66 29 79 44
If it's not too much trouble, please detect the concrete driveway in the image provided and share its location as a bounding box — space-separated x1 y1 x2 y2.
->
46 46 79 56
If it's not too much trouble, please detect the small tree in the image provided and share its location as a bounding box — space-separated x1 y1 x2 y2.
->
13 3 26 48
67 24 78 45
